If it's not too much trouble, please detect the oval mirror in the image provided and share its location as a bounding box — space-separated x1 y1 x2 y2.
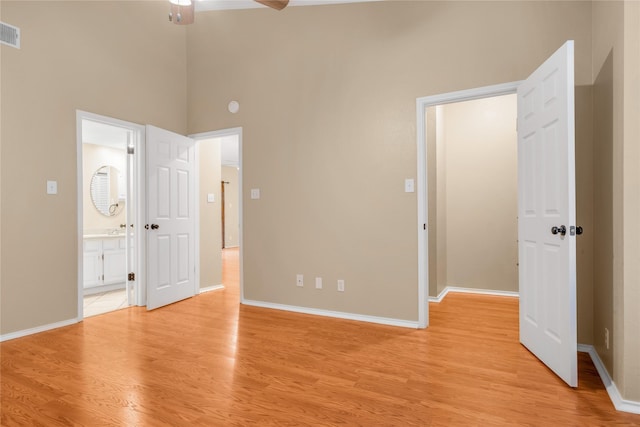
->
90 165 125 217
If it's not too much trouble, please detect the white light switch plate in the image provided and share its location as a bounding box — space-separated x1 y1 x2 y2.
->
250 188 260 199
47 180 58 195
207 193 215 203
404 179 415 193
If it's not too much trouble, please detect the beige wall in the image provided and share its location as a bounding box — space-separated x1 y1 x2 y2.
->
592 50 614 376
442 95 518 293
591 0 640 401
82 144 127 232
199 140 223 289
0 1 188 334
621 0 640 402
222 166 240 248
187 1 592 320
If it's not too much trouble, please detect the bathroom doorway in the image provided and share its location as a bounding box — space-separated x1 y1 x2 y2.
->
77 111 144 318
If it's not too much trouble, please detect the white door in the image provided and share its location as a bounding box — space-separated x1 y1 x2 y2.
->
518 41 577 387
146 125 196 310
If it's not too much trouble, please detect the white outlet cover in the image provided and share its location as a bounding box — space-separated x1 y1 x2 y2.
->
250 188 260 199
207 193 215 203
315 277 322 289
404 178 415 193
47 180 58 195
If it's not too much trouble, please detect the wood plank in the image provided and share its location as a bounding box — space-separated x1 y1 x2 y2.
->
1 248 639 425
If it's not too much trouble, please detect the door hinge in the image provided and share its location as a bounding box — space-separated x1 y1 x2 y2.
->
423 223 426 230
128 272 135 281
128 146 134 155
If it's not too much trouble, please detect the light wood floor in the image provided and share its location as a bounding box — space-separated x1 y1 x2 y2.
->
2 248 639 426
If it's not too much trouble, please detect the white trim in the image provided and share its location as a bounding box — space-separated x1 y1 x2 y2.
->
199 284 225 293
428 286 520 303
190 128 244 303
416 81 522 330
578 344 640 414
194 141 201 296
416 97 428 328
242 300 419 329
0 318 78 342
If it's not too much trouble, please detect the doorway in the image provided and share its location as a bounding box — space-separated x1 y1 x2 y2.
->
417 40 578 388
191 128 243 298
416 82 521 328
76 111 144 318
425 94 518 301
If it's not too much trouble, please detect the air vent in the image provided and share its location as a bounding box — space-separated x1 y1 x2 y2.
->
0 21 20 49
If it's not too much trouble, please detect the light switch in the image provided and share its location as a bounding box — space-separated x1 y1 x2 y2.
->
47 180 58 195
207 193 215 203
250 188 260 200
404 178 415 193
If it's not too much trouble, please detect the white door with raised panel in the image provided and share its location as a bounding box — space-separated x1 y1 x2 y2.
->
146 125 196 310
518 41 577 387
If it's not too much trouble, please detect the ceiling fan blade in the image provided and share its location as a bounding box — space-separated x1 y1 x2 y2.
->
254 0 289 10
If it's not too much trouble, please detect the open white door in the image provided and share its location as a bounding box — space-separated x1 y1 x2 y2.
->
146 125 196 310
518 41 577 387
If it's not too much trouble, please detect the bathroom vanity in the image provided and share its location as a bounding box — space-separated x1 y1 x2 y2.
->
83 234 126 295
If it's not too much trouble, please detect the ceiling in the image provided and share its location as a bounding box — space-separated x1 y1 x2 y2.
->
196 0 379 12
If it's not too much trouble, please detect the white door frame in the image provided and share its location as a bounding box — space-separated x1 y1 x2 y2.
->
415 81 522 328
76 111 146 319
190 127 244 301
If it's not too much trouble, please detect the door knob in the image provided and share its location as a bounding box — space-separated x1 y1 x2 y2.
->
551 225 566 236
151 224 159 230
576 226 583 235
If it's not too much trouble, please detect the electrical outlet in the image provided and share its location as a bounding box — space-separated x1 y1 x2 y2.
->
337 279 345 292
605 328 610 350
296 274 304 287
315 277 322 289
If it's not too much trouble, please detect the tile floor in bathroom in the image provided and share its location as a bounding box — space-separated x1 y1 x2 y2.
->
83 289 129 317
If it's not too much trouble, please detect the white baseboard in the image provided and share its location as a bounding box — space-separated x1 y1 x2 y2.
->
0 317 79 343
429 286 519 302
241 299 419 329
200 284 225 294
578 344 640 414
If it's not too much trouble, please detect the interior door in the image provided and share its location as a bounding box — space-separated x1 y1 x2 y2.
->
518 41 577 387
146 125 196 310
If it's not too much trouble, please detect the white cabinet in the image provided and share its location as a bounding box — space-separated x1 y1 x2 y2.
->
103 238 126 285
83 240 103 288
83 237 126 291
